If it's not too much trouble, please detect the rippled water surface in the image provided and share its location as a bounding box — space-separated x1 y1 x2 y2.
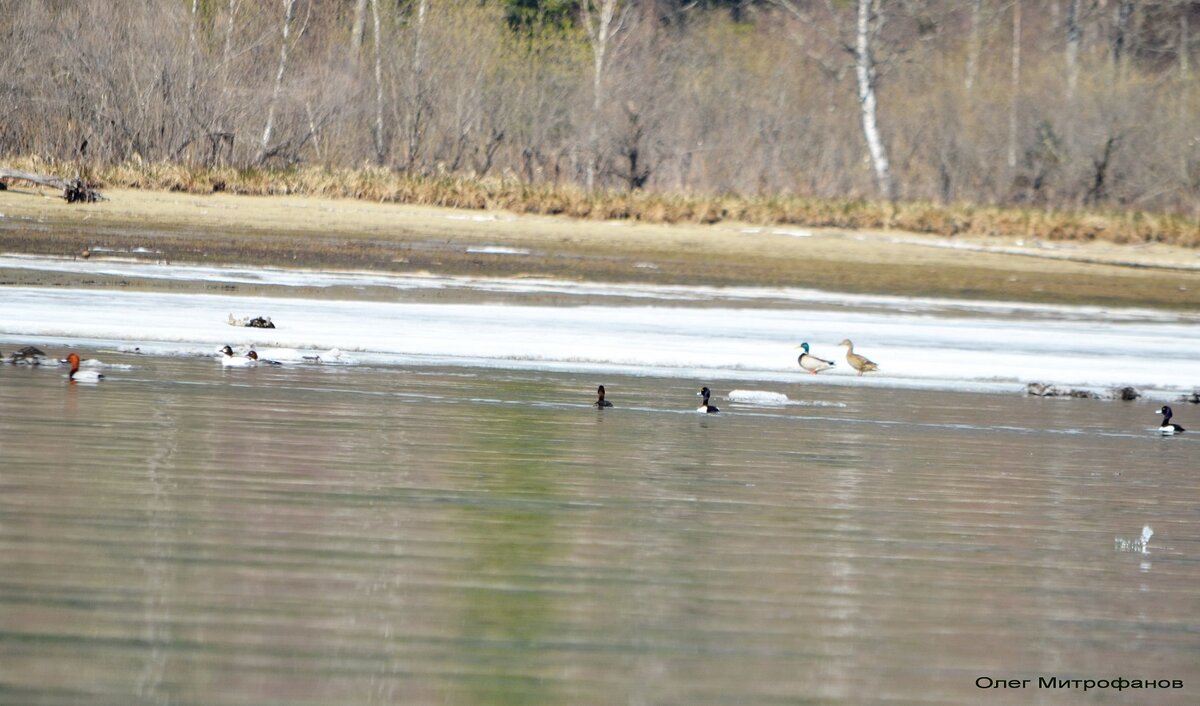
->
2 355 1199 705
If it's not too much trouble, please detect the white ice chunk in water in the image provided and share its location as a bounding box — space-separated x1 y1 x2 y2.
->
1114 525 1153 553
726 390 789 405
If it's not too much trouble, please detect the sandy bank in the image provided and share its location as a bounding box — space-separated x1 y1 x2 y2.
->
1 187 1198 310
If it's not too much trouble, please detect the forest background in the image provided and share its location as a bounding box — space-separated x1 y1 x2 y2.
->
1 0 1197 243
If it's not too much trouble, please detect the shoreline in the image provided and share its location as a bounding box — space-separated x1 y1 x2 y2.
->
2 187 1199 310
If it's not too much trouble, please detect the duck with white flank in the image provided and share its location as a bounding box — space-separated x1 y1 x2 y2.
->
796 342 835 374
595 385 613 408
697 387 720 414
252 351 283 366
839 339 880 376
66 353 104 383
1157 406 1186 434
219 345 257 368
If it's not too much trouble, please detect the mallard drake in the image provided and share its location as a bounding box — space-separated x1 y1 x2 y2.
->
796 342 835 374
595 385 613 408
1157 406 1186 434
839 339 879 376
696 387 720 414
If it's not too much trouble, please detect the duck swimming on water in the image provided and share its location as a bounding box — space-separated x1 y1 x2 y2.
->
697 387 720 414
1157 406 1186 434
796 342 835 374
595 385 613 408
839 339 880 376
251 351 283 366
66 353 104 383
219 345 257 368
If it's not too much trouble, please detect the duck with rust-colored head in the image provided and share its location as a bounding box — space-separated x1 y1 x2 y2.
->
66 353 104 383
219 345 258 368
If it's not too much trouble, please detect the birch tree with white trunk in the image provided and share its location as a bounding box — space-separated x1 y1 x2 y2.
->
580 0 630 191
370 0 386 164
854 0 894 200
965 0 982 92
771 0 895 200
351 0 368 60
223 0 239 68
258 0 297 163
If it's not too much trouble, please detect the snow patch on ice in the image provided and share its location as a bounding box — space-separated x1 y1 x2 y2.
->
465 246 530 255
2 254 1197 324
1 257 1198 398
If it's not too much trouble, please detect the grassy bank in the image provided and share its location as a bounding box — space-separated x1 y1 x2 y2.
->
7 157 1199 248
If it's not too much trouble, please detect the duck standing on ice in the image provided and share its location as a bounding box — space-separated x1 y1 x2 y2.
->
839 339 880 376
796 342 835 374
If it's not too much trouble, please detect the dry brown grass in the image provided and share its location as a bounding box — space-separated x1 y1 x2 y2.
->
6 156 1197 248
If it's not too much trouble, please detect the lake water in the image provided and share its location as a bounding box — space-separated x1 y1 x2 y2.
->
2 259 1200 704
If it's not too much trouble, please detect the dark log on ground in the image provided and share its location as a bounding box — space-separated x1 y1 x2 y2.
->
0 168 103 203
1025 382 1141 400
8 346 49 365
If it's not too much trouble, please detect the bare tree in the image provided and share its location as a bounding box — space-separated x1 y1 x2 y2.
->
1066 0 1081 101
1008 0 1021 170
223 0 239 68
186 0 199 99
370 0 386 164
854 0 894 199
965 0 983 92
1182 2 1191 79
1180 0 1192 184
1112 0 1135 73
258 0 298 164
772 0 895 200
404 0 431 172
351 0 368 59
2 0 1198 213
580 0 630 190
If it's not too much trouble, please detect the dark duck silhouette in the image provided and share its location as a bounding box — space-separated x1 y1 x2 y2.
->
595 385 613 408
1157 406 1186 435
696 387 719 414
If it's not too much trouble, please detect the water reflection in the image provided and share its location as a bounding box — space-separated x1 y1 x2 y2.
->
1 357 1198 704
